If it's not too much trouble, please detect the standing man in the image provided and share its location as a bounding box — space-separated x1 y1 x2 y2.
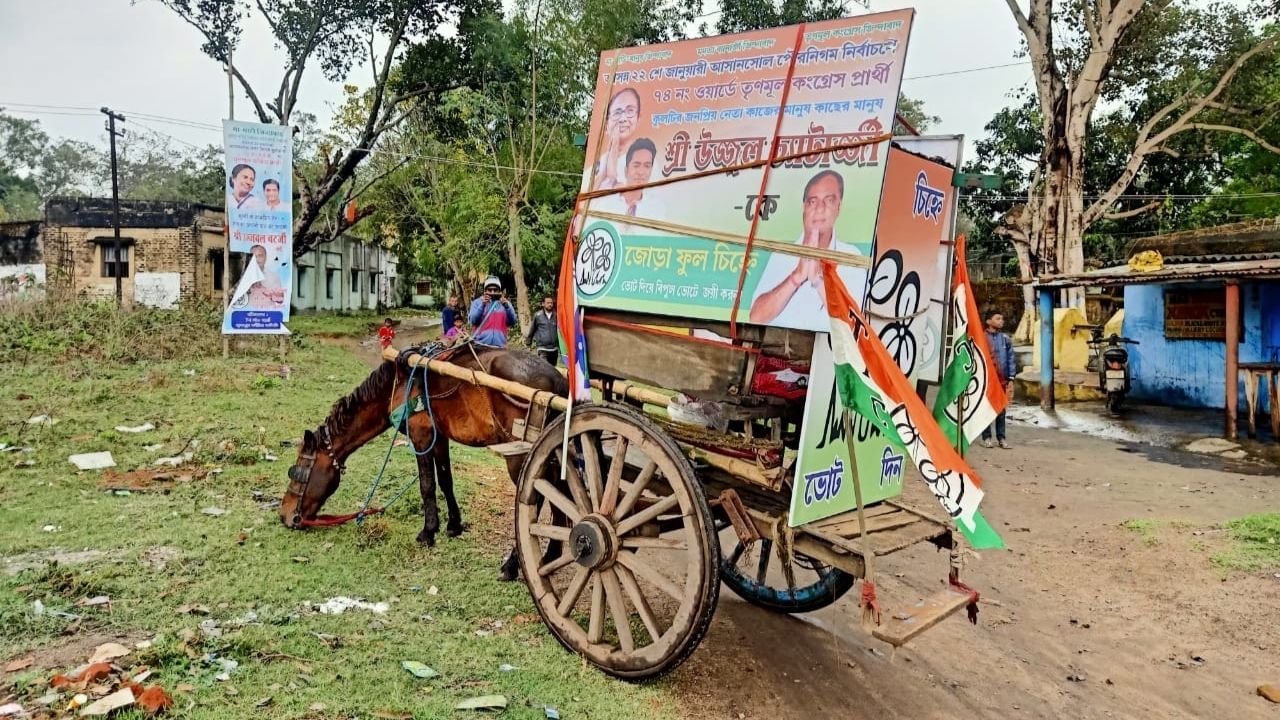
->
980 310 1017 449
526 296 559 366
468 276 518 347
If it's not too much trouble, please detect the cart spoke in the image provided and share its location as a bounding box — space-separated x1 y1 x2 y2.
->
534 479 583 524
616 551 683 602
615 494 681 538
601 568 635 653
616 564 664 643
538 550 576 578
587 574 605 644
556 448 592 515
529 523 570 541
556 565 592 617
579 433 605 511
621 536 687 551
599 436 629 516
612 460 657 522
755 538 773 585
726 541 746 568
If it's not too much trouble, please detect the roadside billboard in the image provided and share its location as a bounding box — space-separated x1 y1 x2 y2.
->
222 120 293 335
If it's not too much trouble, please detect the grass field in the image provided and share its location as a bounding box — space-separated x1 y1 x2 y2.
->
0 303 675 719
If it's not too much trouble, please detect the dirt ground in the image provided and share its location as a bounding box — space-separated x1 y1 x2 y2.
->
671 419 1280 720
355 321 1280 718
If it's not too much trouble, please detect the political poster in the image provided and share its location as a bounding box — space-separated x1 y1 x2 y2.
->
789 140 963 526
222 120 293 335
863 142 959 387
574 10 914 332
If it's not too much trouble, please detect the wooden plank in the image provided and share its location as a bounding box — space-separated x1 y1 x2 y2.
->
868 521 951 556
583 315 748 400
820 511 920 539
811 504 898 529
872 588 974 647
488 441 533 458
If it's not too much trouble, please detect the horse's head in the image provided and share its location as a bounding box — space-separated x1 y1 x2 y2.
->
280 428 344 529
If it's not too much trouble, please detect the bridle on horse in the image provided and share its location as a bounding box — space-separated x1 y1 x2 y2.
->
285 425 349 528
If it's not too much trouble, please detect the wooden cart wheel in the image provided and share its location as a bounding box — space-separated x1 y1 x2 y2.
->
515 403 719 680
716 523 855 614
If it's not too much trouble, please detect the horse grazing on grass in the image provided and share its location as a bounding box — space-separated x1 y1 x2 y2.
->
279 344 568 580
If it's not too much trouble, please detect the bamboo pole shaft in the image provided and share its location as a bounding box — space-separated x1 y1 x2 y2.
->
383 346 570 412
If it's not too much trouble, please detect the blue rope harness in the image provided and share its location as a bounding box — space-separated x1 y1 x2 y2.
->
353 343 448 525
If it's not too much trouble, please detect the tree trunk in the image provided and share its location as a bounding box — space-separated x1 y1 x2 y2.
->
506 196 533 335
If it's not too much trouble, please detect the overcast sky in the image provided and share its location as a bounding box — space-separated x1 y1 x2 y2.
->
0 0 1033 162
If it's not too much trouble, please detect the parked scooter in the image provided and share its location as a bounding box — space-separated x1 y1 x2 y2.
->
1075 324 1140 413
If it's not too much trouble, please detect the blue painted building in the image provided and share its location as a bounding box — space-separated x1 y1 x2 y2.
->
1124 282 1279 411
1036 218 1280 435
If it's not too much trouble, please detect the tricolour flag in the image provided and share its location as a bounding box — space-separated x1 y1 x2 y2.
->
823 262 1003 549
556 235 591 403
932 235 1008 451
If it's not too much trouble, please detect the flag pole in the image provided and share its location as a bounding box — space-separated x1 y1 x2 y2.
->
841 410 877 626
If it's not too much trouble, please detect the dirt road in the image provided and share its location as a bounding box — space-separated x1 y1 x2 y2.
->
672 419 1280 720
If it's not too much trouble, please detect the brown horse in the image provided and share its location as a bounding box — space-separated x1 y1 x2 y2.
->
279 344 568 580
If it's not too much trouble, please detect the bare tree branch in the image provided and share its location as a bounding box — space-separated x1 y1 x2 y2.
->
1103 198 1162 220
1184 123 1280 154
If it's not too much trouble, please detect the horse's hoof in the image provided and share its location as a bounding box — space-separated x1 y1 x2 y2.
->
417 531 436 547
446 522 468 538
497 568 519 582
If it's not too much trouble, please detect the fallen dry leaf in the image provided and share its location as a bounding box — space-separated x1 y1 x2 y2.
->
88 642 131 664
174 604 210 615
3 657 33 673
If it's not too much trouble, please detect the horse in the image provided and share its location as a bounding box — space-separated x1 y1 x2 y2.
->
279 343 569 580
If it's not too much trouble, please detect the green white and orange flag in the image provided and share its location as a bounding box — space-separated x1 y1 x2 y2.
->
932 235 1009 451
822 262 1003 549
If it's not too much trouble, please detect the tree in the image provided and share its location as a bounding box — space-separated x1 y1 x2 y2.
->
1001 0 1279 305
149 0 480 257
113 131 224 205
713 0 847 34
0 111 99 220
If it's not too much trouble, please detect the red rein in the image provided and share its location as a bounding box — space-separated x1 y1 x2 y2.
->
299 506 384 527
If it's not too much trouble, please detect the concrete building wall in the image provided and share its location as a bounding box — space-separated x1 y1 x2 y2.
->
1123 282 1275 412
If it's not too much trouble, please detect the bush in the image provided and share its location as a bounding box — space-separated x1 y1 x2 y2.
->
0 296 224 364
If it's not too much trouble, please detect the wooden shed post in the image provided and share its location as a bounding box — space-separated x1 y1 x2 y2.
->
1039 288 1055 411
1225 281 1240 439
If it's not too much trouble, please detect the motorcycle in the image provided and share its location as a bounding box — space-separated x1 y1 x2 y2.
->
1076 324 1140 413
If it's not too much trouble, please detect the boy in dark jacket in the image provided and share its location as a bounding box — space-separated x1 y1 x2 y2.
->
981 310 1017 449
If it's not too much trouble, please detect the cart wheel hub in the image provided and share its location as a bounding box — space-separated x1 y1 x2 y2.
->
570 514 618 570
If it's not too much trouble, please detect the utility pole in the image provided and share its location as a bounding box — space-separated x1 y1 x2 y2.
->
223 46 234 359
101 108 126 306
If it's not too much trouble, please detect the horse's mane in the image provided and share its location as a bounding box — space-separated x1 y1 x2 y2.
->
315 360 398 445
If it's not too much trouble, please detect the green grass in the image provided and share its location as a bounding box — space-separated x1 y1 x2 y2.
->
1212 513 1280 571
288 308 436 339
1120 519 1161 546
0 311 676 719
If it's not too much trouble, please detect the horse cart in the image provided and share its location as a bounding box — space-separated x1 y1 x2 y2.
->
381 308 977 681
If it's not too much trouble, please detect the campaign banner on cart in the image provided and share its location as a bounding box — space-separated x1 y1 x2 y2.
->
574 10 914 332
222 120 292 335
862 142 959 387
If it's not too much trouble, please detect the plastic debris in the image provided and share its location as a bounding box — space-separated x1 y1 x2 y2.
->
69 452 116 471
400 661 439 679
32 599 44 617
315 597 389 615
427 585 439 596
154 452 194 467
200 507 228 517
115 423 156 433
76 596 111 608
143 444 165 452
26 415 58 426
455 695 507 711
545 707 561 719
41 525 58 532
498 664 518 673
0 704 21 717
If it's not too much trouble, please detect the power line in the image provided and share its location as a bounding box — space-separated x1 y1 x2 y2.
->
904 60 1030 81
965 191 1280 201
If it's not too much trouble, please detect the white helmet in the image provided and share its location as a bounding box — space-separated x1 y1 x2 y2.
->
483 275 502 290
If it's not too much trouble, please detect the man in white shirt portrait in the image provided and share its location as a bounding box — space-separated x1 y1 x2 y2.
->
593 138 667 232
748 169 866 330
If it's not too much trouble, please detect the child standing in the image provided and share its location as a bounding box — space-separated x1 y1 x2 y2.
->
378 317 396 349
443 315 466 345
